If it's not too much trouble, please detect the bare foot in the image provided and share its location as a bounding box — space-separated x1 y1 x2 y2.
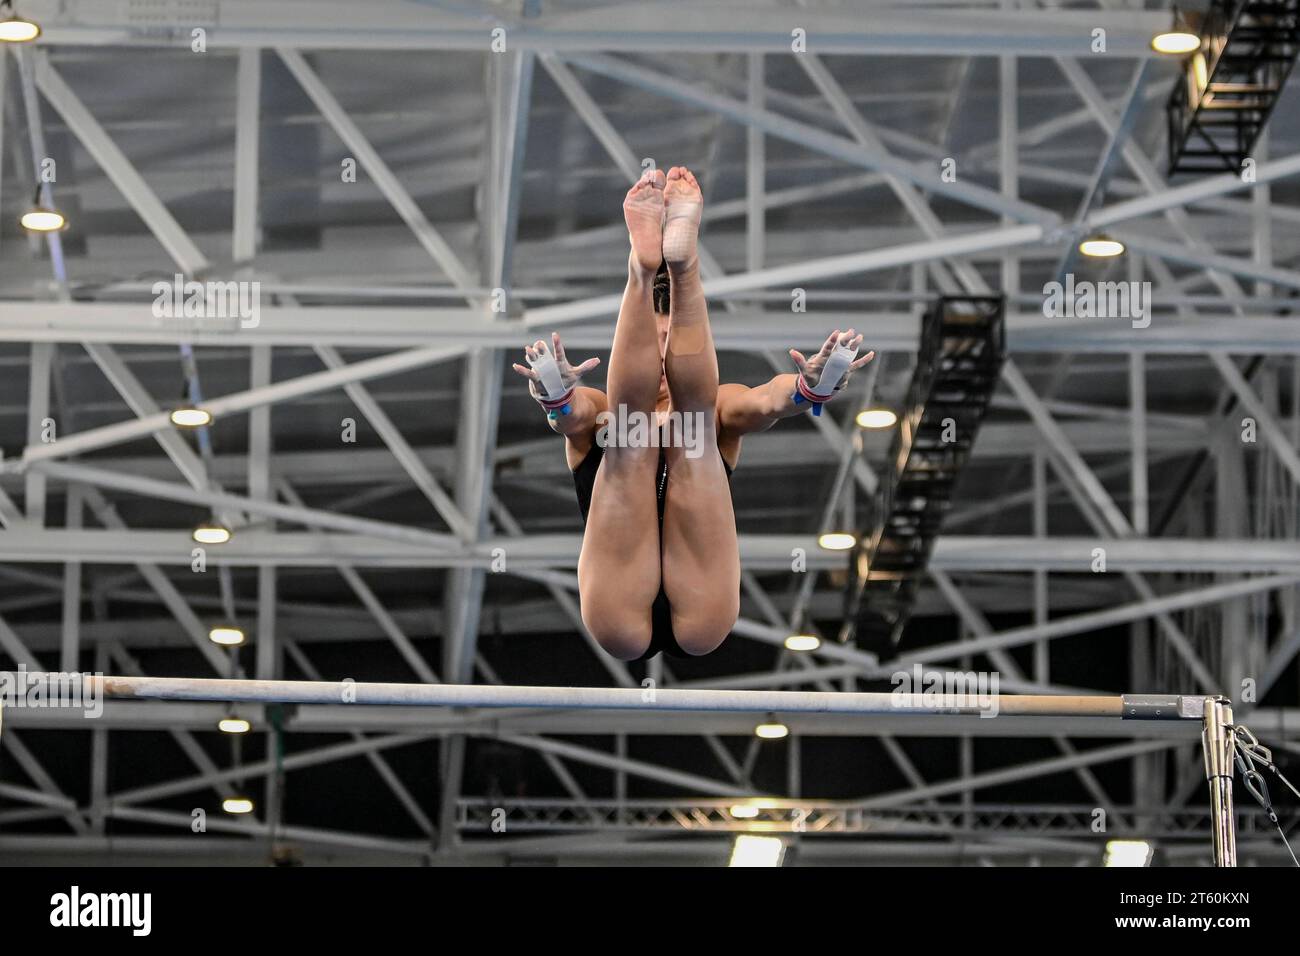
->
663 166 702 266
623 168 666 274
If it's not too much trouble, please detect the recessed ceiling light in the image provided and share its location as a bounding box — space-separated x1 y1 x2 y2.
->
0 8 41 43
1151 8 1199 55
218 717 251 734
1078 235 1125 258
1103 839 1153 867
208 626 245 647
729 834 785 867
855 408 898 429
193 523 232 545
1151 30 1199 54
20 205 65 232
817 532 856 551
170 407 212 428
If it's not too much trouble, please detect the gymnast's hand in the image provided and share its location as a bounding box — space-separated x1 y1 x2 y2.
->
512 332 600 402
789 329 875 397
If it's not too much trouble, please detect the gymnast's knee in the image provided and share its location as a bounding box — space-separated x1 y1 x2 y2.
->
581 604 654 661
671 600 739 657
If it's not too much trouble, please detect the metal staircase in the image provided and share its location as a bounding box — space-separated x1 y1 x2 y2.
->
1167 0 1300 174
840 296 1006 651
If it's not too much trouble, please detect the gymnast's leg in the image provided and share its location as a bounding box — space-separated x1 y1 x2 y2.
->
577 170 666 661
659 166 740 655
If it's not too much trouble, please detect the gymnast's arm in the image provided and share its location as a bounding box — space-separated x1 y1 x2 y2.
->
716 376 803 437
718 330 875 437
510 334 606 469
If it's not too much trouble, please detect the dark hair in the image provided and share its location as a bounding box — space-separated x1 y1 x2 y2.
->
652 259 670 315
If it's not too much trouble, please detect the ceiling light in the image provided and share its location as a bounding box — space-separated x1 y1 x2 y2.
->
1151 8 1198 55
193 523 231 545
729 804 761 819
1152 30 1199 55
0 6 40 43
754 720 788 740
729 834 785 867
856 408 898 429
222 797 255 815
170 407 212 428
784 634 820 652
1078 235 1125 258
1103 839 1153 867
817 532 856 551
20 204 65 232
208 626 245 647
218 717 251 734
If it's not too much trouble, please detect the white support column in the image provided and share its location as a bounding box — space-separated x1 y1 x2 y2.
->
88 644 109 833
999 15 1020 299
25 343 52 524
439 45 534 850
1032 449 1049 684
1130 348 1148 536
1216 428 1249 704
1253 130 1272 302
0 46 6 260
249 345 277 682
59 484 82 672
746 53 764 274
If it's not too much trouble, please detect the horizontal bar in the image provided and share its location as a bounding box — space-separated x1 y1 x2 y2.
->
3 674 1184 719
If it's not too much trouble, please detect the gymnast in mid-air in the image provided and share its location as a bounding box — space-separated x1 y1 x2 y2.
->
513 166 873 661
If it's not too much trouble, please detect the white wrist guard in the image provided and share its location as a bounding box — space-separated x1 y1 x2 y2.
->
792 340 857 416
527 343 574 417
811 341 857 397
